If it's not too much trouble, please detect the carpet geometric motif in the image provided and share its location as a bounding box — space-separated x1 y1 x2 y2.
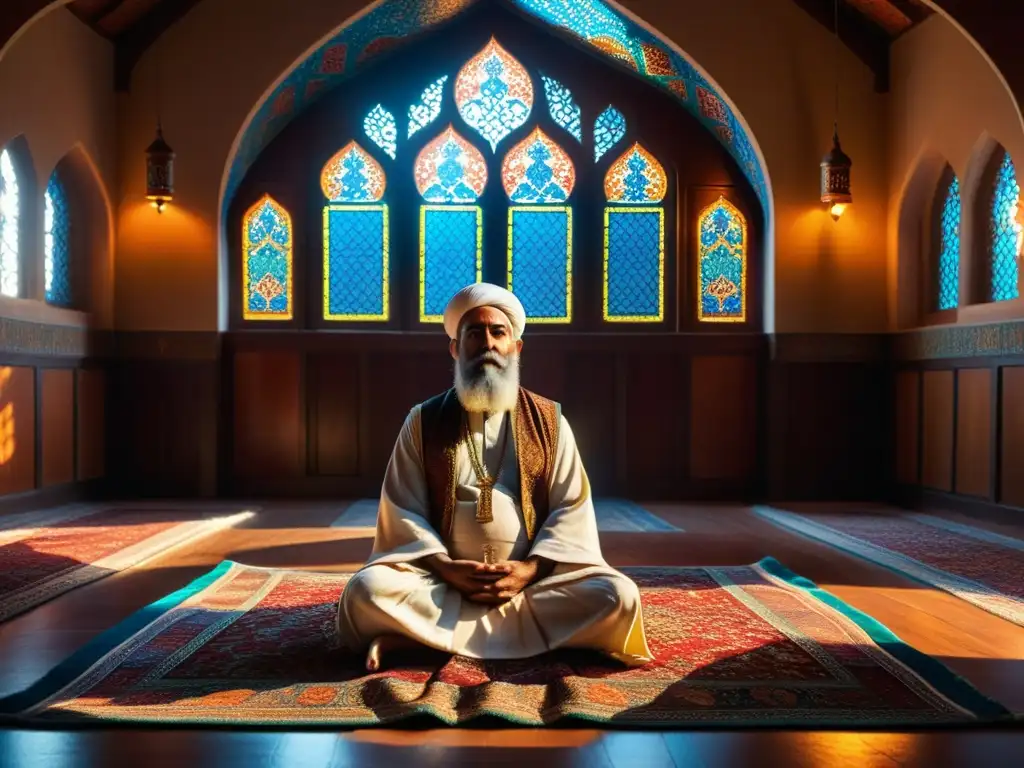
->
3 559 1007 726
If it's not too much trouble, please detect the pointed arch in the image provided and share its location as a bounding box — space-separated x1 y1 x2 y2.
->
988 150 1021 302
0 144 22 298
697 196 747 323
454 37 533 152
242 195 293 320
933 166 961 312
44 168 72 306
604 142 666 204
320 140 387 202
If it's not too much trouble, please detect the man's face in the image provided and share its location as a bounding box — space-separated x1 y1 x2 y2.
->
450 305 522 371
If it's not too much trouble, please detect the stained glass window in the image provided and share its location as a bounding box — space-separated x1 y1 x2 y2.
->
501 127 575 203
540 75 582 142
408 75 448 138
594 105 626 162
697 197 746 322
604 142 667 204
508 207 571 322
321 140 387 202
44 171 72 306
243 195 293 319
937 175 960 311
604 208 663 321
364 104 397 159
502 128 573 322
321 141 389 321
414 126 488 203
455 38 533 151
420 205 482 321
990 151 1021 302
324 205 389 320
0 148 19 298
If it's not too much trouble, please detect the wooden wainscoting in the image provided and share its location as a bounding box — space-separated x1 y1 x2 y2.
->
893 356 1024 513
223 332 770 500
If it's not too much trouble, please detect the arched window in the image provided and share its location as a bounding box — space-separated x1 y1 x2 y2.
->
415 126 485 322
242 195 293 320
321 141 389 321
936 174 960 311
44 170 72 306
989 151 1021 302
229 7 762 332
603 142 666 322
697 197 747 323
0 148 20 298
505 127 574 322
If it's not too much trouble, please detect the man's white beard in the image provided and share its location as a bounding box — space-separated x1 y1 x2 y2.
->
454 351 520 414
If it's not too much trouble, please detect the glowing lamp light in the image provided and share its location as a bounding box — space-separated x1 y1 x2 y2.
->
145 123 175 213
820 127 852 222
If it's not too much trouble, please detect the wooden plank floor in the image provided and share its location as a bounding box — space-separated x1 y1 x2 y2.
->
0 500 1022 767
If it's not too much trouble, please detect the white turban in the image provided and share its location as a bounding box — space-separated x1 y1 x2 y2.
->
443 282 527 341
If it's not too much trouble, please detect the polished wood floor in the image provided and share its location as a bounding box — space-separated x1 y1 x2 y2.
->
0 500 1022 767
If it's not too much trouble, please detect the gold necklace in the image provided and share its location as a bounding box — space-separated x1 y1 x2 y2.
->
462 412 509 524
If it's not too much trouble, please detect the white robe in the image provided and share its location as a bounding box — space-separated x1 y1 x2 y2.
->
336 405 653 666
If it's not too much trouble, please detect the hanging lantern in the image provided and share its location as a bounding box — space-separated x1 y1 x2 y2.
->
145 123 174 213
820 126 851 221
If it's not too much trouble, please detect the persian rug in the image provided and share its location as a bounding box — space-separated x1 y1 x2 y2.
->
330 498 682 533
753 506 1024 628
0 505 256 623
0 558 1008 727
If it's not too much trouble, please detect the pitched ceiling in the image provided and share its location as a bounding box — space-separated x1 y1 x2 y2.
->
60 0 932 91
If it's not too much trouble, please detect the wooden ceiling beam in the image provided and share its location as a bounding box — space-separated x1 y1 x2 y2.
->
113 0 202 91
791 0 892 92
886 0 932 26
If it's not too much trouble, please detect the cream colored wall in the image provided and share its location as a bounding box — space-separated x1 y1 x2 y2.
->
115 0 890 333
0 6 116 328
889 13 1024 330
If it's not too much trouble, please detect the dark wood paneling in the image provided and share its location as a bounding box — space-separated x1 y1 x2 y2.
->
308 353 360 476
560 352 617 495
921 370 954 492
954 368 992 498
624 354 686 497
1000 366 1024 506
40 368 74 487
0 366 35 496
233 351 302 484
895 370 920 486
76 368 105 481
111 361 218 497
689 355 757 481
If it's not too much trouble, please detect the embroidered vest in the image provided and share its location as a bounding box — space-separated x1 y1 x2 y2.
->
419 387 560 542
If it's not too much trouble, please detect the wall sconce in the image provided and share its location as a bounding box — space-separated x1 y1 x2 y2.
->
821 127 852 221
145 122 174 213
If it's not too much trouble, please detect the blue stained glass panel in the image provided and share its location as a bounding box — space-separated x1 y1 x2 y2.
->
408 76 448 138
324 205 388 320
604 208 663 321
44 172 72 306
244 196 292 318
594 106 626 162
990 152 1021 302
540 75 582 142
421 205 481 320
508 207 571 321
698 201 745 321
938 175 960 311
364 104 398 159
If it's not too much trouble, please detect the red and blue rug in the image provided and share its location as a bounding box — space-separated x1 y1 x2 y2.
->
754 506 1024 627
0 558 1008 727
0 505 255 623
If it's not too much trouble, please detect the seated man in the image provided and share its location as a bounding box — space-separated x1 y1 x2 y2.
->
337 282 653 672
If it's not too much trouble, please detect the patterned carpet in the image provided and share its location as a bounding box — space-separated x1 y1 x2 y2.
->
0 506 255 623
753 506 1024 627
0 558 1007 727
331 498 682 532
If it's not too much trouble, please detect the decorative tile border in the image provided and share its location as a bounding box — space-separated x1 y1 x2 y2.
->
890 321 1024 361
0 317 108 359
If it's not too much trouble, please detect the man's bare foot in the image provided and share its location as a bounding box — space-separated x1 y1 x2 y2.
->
365 634 421 672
